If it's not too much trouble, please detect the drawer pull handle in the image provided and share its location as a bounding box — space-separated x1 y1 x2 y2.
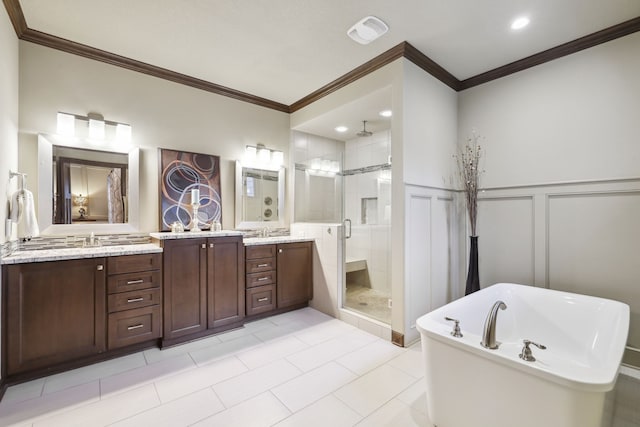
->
257 263 269 267
127 324 144 330
258 277 269 281
127 297 144 303
97 265 104 271
126 279 144 285
210 243 214 248
257 297 269 302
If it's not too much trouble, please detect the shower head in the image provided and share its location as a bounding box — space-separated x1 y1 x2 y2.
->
357 120 373 137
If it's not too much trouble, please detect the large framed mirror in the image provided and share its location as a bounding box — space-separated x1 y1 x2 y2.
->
235 160 284 229
38 134 139 234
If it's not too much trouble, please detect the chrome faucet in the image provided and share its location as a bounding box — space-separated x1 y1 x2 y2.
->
481 300 507 349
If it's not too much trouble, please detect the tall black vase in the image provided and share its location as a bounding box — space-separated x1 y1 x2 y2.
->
465 236 480 295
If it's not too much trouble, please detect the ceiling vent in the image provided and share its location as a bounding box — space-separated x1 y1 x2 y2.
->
347 16 389 45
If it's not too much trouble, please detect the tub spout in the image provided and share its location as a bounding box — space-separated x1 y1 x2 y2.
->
481 300 507 349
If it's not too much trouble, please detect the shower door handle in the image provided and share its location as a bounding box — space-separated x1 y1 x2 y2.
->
344 219 352 239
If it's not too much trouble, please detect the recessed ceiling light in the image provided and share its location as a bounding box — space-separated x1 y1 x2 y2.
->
335 126 348 133
379 110 392 118
511 17 530 30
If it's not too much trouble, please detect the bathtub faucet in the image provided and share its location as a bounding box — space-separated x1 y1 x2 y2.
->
481 300 507 349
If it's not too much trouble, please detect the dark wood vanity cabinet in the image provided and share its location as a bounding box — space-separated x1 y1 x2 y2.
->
106 253 162 349
161 236 244 346
4 258 107 377
246 241 312 317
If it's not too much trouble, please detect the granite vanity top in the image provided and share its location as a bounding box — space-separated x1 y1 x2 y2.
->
1 243 163 265
149 230 244 240
243 236 315 246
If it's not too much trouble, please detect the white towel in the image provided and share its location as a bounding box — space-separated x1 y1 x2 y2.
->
10 189 40 240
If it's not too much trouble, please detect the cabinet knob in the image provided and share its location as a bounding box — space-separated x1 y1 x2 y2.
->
278 249 283 253
210 243 214 248
96 265 104 271
201 243 206 249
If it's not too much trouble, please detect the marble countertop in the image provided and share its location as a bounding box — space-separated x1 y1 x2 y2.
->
1 243 163 265
243 236 315 246
149 230 244 240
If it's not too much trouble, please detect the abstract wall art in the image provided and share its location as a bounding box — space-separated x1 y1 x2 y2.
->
158 148 222 231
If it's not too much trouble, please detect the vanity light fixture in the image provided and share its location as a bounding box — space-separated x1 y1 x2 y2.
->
347 16 389 45
56 111 133 144
244 144 283 170
511 16 530 30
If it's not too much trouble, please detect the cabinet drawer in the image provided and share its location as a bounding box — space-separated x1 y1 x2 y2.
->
108 288 161 313
108 253 162 275
108 305 161 349
108 270 161 294
246 257 276 274
246 271 276 288
246 285 275 316
246 245 276 260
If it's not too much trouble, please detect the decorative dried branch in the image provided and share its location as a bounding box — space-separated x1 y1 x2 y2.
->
455 132 483 236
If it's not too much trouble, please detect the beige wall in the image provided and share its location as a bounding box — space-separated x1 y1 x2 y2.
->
18 42 291 233
0 10 19 245
458 32 640 349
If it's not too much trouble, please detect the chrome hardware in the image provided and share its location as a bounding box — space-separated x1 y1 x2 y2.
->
278 249 283 253
257 263 269 267
210 243 214 248
201 243 206 249
519 339 546 362
127 297 144 303
96 265 104 271
127 324 144 330
481 300 507 349
258 277 269 281
444 317 463 338
344 218 352 239
126 279 144 285
257 297 269 302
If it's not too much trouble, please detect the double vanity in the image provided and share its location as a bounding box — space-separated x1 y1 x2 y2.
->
1 232 313 388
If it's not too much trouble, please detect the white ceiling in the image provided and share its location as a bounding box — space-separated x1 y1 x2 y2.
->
17 0 640 139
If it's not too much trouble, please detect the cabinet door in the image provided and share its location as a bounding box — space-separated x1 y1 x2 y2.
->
208 236 245 329
162 238 207 340
5 258 106 376
277 242 313 309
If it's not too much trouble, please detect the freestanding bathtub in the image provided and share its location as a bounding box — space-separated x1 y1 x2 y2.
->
416 283 629 427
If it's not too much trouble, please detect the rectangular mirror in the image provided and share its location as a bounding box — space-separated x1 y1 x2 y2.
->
38 134 139 235
235 160 284 229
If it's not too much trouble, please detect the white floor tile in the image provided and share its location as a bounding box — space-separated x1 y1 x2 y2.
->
252 320 310 342
334 364 416 417
1 377 45 404
189 334 262 366
100 353 196 397
286 330 378 372
272 362 357 413
274 394 362 427
154 356 247 403
217 318 277 342
192 392 290 427
0 381 100 427
396 378 428 416
237 336 310 369
293 318 358 346
143 334 222 365
386 344 425 379
355 398 430 427
33 384 159 427
42 353 147 395
213 359 302 407
110 388 225 427
336 339 405 376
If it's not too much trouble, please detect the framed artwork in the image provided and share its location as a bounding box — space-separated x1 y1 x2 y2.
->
158 148 222 231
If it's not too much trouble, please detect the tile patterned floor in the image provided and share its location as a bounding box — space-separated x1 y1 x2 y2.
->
0 307 637 427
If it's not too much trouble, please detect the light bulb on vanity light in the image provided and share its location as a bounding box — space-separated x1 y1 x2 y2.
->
88 113 106 140
57 112 76 136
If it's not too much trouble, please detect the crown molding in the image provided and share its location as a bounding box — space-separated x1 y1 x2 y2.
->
3 0 639 112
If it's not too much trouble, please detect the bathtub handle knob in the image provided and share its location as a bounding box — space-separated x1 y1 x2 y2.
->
519 339 547 362
444 317 463 338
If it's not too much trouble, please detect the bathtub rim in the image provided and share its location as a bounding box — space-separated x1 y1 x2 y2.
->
416 283 630 393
